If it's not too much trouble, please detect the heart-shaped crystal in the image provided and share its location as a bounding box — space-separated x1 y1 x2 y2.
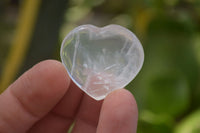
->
60 24 144 100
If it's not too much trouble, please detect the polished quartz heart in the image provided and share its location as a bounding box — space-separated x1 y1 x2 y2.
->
60 24 144 100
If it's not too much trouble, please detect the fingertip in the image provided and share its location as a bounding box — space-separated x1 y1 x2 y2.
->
0 60 71 133
11 60 71 117
97 89 138 133
106 89 137 105
105 89 138 122
30 60 71 93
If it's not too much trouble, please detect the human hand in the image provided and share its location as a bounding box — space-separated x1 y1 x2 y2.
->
0 60 138 133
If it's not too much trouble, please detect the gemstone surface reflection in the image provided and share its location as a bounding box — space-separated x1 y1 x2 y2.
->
60 24 144 100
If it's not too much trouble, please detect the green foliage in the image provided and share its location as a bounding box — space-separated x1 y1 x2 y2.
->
145 72 189 116
175 110 200 133
0 0 200 133
138 110 174 133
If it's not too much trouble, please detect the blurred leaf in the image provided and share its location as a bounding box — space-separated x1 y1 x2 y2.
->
140 110 174 125
84 0 105 7
174 109 200 133
138 110 173 133
110 14 132 28
145 71 190 116
134 8 154 37
193 34 200 65
71 0 104 7
66 6 91 23
68 122 75 133
0 0 41 92
19 0 69 74
164 0 179 6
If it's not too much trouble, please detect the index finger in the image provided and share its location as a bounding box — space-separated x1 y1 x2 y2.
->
0 60 70 133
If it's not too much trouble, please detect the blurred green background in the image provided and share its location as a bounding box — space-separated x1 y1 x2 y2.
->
0 0 200 132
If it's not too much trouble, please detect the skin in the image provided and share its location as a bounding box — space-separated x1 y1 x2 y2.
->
0 60 138 133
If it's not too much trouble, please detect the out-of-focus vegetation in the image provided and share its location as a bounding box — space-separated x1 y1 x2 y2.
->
0 0 200 132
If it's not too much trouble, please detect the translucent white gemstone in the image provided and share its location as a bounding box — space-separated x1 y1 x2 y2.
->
60 24 144 100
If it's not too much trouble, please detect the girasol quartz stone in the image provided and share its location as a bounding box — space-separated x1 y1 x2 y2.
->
60 24 144 100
